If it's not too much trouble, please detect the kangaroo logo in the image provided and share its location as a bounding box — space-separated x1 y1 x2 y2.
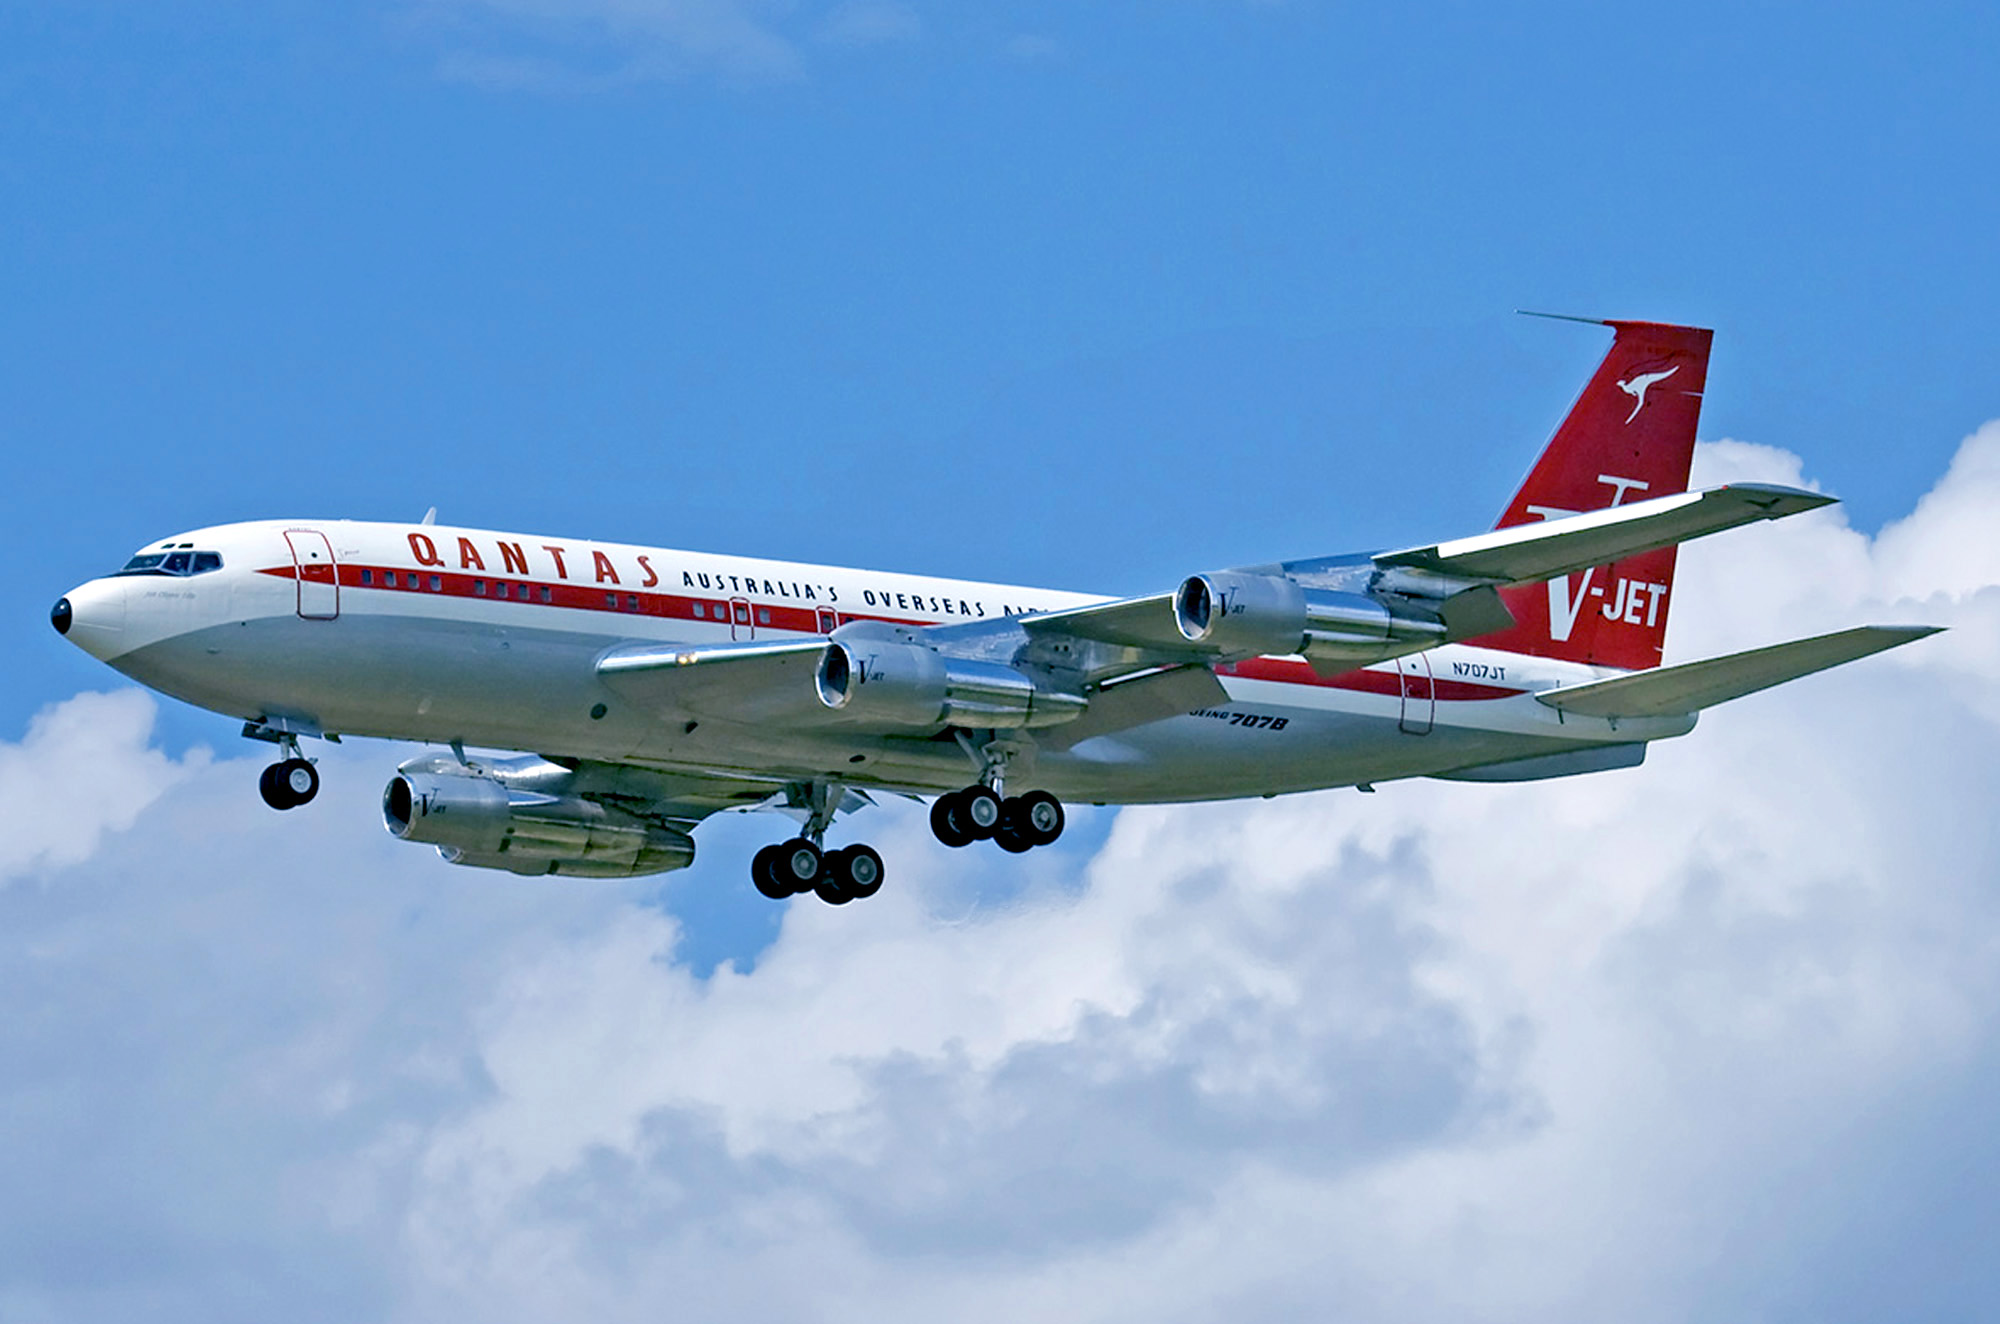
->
1617 363 1680 424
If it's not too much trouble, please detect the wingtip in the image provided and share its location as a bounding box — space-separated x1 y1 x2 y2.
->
1716 482 1840 516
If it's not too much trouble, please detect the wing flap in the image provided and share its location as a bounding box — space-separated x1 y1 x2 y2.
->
1535 625 1941 718
1375 483 1835 586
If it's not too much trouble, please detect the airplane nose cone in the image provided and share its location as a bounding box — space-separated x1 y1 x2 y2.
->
57 578 129 660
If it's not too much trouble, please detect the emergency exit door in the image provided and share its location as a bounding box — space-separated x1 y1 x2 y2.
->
1396 652 1434 735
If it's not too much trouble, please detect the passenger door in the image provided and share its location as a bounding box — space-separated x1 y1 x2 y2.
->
284 529 340 620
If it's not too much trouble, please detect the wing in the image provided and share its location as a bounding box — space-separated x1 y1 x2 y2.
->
1365 483 1831 586
1003 482 1834 678
589 482 1838 741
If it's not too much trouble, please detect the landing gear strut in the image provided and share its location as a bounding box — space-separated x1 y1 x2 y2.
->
750 783 887 905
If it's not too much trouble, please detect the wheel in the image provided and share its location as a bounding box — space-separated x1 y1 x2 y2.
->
993 821 1034 854
751 844 792 900
931 793 975 848
956 785 1003 840
259 759 317 811
831 843 884 899
1009 791 1065 847
814 875 855 905
775 838 824 895
280 758 320 806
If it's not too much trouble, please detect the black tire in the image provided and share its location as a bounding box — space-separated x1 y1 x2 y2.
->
751 844 792 900
931 793 975 848
993 822 1034 854
834 843 885 898
958 785 1003 840
814 876 855 905
258 763 293 810
259 759 317 811
1011 791 1065 847
776 838 824 894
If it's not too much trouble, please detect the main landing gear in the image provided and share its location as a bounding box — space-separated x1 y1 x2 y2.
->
751 781 886 906
751 838 885 905
930 734 1065 853
930 787 1065 853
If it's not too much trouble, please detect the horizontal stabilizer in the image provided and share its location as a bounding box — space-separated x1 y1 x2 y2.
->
1376 483 1835 587
1534 625 1942 718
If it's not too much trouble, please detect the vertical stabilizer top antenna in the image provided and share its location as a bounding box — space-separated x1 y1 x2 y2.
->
1515 309 1610 326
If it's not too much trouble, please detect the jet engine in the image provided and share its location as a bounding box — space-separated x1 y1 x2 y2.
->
1173 571 1448 667
815 639 1086 730
382 761 695 878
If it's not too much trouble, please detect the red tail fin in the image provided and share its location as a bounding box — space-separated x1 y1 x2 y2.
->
1476 319 1713 671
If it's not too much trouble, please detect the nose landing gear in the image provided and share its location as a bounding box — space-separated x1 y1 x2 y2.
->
246 720 332 816
258 756 320 810
245 722 323 810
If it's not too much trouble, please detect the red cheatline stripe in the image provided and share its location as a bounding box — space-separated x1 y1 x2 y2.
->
1226 657 1525 702
259 565 1529 702
257 563 925 633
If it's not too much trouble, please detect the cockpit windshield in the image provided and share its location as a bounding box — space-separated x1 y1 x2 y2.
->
115 549 224 577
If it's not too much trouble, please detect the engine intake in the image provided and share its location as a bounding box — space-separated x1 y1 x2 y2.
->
816 640 1084 730
383 769 695 878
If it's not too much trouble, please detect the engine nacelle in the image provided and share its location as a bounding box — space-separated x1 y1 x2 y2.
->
815 639 1085 730
1174 572 1448 663
382 769 695 878
1173 572 1309 655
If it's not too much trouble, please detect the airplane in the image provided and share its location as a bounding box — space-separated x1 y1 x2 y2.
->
49 319 1939 904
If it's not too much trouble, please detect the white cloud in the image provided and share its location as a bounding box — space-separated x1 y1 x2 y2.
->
4 426 1999 1320
0 690 203 884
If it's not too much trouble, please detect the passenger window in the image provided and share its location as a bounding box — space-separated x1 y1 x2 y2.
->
361 569 374 586
540 586 552 603
429 576 441 591
474 580 485 595
627 595 639 612
757 607 771 625
606 593 618 608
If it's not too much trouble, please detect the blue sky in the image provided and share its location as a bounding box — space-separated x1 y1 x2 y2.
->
7 4 2000 1320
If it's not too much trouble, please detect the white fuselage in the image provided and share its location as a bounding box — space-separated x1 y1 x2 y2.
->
60 518 1693 803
